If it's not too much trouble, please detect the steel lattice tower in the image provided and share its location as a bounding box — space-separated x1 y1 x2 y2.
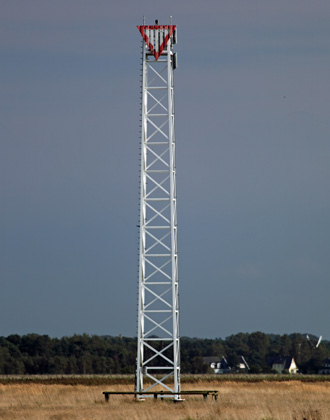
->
136 20 180 398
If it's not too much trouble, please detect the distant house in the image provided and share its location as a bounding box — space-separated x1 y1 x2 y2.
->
203 356 231 374
236 355 250 373
218 356 231 374
203 357 221 373
318 358 330 375
269 356 298 374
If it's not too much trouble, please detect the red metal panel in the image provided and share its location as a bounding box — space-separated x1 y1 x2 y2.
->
137 25 176 60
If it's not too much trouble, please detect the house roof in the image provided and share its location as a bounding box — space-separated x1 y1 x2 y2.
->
202 357 221 365
220 356 230 369
268 356 295 369
238 355 250 370
203 356 231 370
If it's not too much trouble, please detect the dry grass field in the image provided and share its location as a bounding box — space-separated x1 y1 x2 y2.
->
0 380 329 420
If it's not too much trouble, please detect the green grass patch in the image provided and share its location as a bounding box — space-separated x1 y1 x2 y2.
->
0 373 329 386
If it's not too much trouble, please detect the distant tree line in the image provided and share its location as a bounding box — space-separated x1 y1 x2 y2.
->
0 332 329 375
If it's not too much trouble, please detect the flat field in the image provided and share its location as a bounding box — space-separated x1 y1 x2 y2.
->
0 379 329 420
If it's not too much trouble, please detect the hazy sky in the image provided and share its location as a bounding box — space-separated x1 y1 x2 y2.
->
1 0 330 340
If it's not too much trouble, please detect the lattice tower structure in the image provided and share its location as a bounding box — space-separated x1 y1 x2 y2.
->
136 22 180 399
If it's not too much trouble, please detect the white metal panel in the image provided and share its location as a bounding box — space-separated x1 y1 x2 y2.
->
159 28 164 46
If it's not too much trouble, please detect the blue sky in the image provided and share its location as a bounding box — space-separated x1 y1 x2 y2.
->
1 0 330 339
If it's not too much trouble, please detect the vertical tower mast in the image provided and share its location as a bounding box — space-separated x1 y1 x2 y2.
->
136 20 180 397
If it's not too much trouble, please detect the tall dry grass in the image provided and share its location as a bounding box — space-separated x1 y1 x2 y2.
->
0 380 329 420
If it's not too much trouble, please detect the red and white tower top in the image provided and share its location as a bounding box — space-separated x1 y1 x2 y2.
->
137 24 177 60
